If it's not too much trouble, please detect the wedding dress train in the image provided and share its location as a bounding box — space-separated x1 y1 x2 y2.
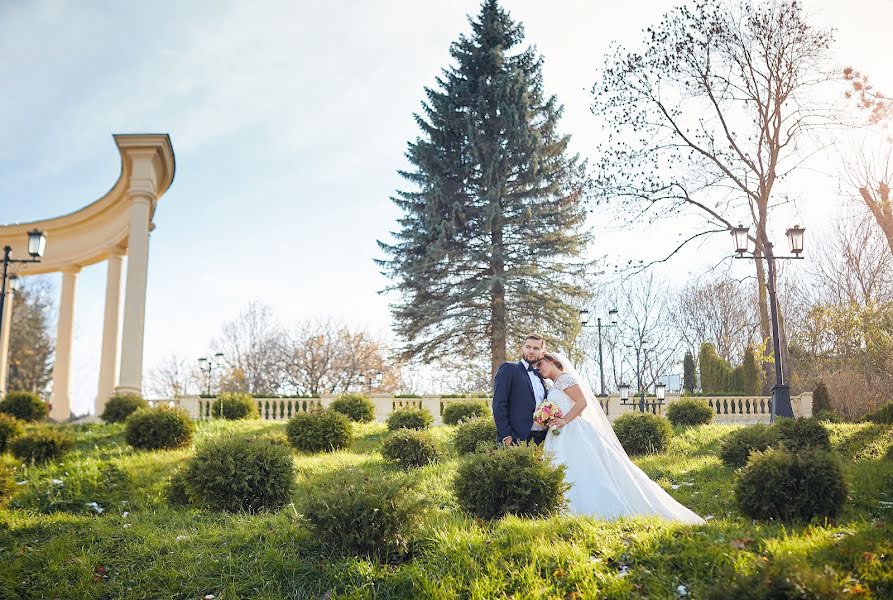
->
542 363 705 525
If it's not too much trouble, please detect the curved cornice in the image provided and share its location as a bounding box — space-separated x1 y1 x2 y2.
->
0 134 175 276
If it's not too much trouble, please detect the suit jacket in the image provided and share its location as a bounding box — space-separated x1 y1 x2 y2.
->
492 361 547 442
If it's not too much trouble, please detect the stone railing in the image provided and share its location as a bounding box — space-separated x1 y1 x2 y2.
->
597 393 812 424
153 392 812 426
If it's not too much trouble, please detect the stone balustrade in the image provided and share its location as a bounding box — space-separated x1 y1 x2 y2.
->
150 392 812 425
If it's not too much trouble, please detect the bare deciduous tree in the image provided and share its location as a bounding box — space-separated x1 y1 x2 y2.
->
593 0 836 381
146 353 200 399
280 319 399 396
670 275 759 364
598 273 680 392
212 302 284 395
787 212 893 417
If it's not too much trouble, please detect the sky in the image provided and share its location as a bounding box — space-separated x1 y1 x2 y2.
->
0 0 891 414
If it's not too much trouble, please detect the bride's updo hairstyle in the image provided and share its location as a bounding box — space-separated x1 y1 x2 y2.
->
540 352 563 370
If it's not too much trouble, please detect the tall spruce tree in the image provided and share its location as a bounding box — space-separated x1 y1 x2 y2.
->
378 0 591 377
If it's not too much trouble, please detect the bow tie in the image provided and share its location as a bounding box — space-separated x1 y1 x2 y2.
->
526 365 536 372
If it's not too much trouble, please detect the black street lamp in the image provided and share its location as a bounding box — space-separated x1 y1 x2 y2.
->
580 307 618 397
731 224 804 422
624 343 648 412
0 230 47 354
359 370 383 393
198 352 225 396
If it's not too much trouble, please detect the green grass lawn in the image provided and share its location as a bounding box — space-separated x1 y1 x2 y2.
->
1 420 892 599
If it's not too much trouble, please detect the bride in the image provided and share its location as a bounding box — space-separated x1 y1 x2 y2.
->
534 351 705 524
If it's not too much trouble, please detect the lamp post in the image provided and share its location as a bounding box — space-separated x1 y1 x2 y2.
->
619 382 630 405
198 352 225 396
731 224 805 422
359 370 383 393
580 307 619 397
655 382 666 414
628 343 647 412
0 230 47 352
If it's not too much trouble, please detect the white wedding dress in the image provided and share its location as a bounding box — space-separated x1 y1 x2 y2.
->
543 356 705 525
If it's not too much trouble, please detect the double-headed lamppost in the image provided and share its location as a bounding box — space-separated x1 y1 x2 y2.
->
579 307 619 397
731 224 805 422
359 371 383 393
198 352 225 396
0 230 47 347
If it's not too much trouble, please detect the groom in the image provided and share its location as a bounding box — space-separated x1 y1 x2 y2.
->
492 333 549 446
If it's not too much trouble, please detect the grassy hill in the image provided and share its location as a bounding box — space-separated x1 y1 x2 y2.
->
1 420 892 599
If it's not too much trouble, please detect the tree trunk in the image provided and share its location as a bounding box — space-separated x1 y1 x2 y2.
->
754 220 774 394
860 183 893 256
490 209 507 380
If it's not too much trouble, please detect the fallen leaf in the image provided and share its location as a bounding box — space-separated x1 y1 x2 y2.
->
730 537 754 550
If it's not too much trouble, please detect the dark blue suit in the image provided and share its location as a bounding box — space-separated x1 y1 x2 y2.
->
492 361 547 444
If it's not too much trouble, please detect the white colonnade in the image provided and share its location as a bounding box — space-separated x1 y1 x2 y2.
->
0 134 175 420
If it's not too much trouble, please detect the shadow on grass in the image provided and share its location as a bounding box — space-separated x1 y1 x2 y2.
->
350 424 390 454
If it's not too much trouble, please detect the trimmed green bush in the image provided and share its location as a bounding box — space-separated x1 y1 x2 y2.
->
386 407 433 431
442 400 489 425
10 428 74 463
665 398 714 426
100 393 148 423
454 444 568 520
814 409 842 423
774 417 831 452
182 436 295 513
0 413 23 453
258 431 290 447
719 424 778 468
329 393 375 423
864 401 893 424
735 449 847 521
381 429 441 468
210 392 259 420
302 468 426 559
612 412 672 455
286 409 352 452
0 391 48 422
124 406 194 451
453 416 498 455
166 468 191 506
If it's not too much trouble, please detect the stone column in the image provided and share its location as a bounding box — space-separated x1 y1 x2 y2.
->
96 251 124 414
50 266 79 421
116 192 153 396
0 279 15 395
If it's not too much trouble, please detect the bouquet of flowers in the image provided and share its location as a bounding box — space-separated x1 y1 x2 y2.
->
533 401 564 436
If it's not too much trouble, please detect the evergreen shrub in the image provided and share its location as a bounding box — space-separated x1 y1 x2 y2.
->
10 428 74 463
380 429 441 468
454 416 498 455
0 413 23 453
100 393 148 423
719 424 778 468
210 392 258 420
442 400 489 425
665 398 713 426
286 410 352 452
0 391 48 422
330 393 376 423
124 406 194 451
612 413 672 455
386 407 433 431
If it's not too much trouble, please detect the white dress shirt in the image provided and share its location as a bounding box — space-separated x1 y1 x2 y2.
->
522 360 547 430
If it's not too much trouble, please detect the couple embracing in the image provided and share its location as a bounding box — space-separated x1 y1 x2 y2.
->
492 333 705 524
